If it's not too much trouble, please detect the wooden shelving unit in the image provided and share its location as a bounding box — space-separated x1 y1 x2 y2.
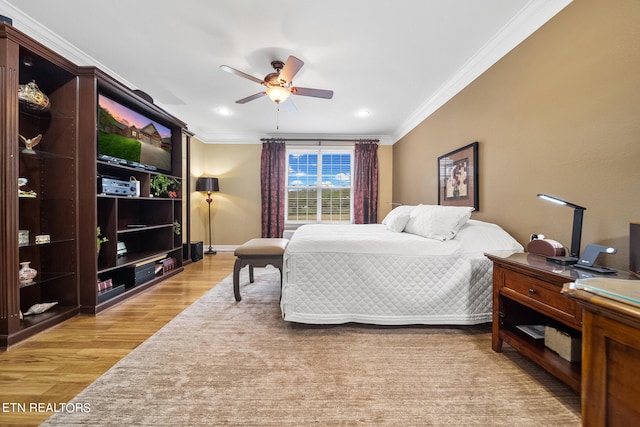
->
0 23 80 347
0 22 189 347
77 67 187 314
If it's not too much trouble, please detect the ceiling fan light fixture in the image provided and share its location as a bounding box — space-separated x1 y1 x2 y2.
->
266 86 291 103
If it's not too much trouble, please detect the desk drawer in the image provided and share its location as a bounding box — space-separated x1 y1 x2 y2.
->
502 269 581 327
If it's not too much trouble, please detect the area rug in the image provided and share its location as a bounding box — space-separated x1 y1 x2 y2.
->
43 267 580 426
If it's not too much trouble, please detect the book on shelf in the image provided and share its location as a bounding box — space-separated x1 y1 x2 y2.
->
515 324 545 340
97 278 113 292
159 257 176 273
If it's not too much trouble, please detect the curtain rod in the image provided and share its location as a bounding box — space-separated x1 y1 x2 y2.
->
260 137 379 145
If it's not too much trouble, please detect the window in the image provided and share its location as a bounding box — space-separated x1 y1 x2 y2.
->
286 146 353 223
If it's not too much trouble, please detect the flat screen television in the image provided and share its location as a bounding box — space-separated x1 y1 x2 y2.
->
98 93 173 174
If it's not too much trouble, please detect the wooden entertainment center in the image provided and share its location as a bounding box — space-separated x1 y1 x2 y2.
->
0 23 188 347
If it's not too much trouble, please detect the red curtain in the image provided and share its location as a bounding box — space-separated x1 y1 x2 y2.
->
353 142 379 224
260 142 286 237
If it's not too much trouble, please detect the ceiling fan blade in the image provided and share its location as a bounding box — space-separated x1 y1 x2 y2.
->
220 65 264 85
236 92 266 104
279 56 304 85
280 98 298 114
291 87 334 99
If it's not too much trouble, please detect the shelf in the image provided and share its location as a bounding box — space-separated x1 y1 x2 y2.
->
19 271 75 289
19 148 74 161
97 160 181 179
20 305 78 330
118 224 173 233
94 267 183 313
500 328 581 392
97 194 182 202
18 238 74 248
98 249 175 274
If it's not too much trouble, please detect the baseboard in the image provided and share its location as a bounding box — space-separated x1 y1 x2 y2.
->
212 245 237 253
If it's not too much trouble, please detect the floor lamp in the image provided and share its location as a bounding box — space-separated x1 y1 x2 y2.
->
196 177 220 255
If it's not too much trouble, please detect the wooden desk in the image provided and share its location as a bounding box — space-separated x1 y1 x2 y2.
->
486 252 584 391
562 279 640 426
486 252 637 393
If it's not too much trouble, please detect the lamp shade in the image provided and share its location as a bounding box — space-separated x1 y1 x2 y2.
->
196 177 219 192
537 194 585 210
266 86 291 103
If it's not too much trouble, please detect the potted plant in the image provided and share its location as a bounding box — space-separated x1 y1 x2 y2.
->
97 227 108 255
150 174 180 198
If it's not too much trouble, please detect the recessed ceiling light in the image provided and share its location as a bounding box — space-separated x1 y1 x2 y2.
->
216 107 232 116
356 110 370 118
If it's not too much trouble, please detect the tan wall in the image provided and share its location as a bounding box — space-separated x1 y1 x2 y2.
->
189 142 393 248
377 145 394 221
393 0 640 270
190 141 262 247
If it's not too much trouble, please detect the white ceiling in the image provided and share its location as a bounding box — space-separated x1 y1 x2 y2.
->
1 0 570 144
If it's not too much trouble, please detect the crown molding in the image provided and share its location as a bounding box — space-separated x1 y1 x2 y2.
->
196 131 393 145
391 0 573 144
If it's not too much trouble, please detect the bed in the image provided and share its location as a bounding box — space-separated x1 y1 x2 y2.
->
280 205 524 325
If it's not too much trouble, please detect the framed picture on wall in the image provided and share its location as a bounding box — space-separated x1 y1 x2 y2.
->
437 141 479 210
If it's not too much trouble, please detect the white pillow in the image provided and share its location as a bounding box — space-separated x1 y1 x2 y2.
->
403 204 437 235
404 205 474 241
385 211 411 232
381 205 415 226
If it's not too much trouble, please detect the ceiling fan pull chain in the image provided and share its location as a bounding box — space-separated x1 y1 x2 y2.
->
276 103 280 130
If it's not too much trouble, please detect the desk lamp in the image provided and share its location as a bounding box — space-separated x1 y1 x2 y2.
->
537 194 586 265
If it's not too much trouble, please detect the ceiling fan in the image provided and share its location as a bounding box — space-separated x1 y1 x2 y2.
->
220 56 334 105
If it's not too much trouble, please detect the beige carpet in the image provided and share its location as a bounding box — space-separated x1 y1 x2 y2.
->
43 267 580 426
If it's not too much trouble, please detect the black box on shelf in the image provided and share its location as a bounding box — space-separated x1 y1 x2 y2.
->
119 261 156 287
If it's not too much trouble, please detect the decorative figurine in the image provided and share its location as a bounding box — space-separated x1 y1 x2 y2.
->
18 81 50 112
18 177 37 198
23 302 58 315
19 133 42 154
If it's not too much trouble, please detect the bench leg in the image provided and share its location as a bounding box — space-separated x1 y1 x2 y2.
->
233 256 283 302
233 258 242 302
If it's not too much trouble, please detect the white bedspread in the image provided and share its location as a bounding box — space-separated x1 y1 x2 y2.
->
280 220 523 325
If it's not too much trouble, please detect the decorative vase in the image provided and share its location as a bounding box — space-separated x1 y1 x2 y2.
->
19 261 37 286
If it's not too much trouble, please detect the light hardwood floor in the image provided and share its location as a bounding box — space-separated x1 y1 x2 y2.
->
0 253 236 426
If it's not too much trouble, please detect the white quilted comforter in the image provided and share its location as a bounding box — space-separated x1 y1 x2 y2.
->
280 220 523 325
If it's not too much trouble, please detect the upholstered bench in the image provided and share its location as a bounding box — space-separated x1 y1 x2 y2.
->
233 238 288 301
